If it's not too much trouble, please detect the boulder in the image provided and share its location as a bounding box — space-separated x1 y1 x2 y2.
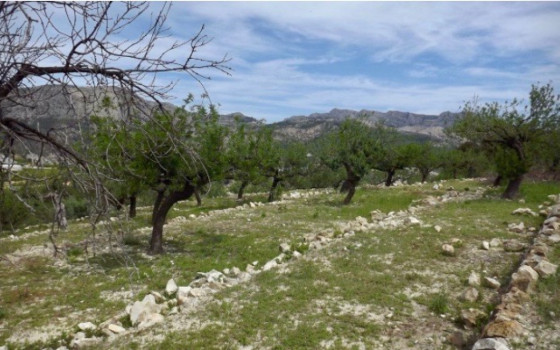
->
441 244 455 256
165 279 178 295
472 337 511 350
511 265 539 293
534 260 558 278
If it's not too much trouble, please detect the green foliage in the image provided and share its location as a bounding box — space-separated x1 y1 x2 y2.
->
428 293 449 314
0 189 29 232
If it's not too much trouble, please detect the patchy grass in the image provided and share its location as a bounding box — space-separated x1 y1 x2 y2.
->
1 179 559 349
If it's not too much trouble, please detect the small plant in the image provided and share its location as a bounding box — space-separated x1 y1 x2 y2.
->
122 233 142 246
0 307 6 320
428 293 449 314
312 210 319 219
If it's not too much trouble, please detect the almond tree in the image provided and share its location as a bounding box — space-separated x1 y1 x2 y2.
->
450 83 560 198
0 2 230 214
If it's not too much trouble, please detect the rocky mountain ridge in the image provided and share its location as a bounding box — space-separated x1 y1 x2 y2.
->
2 85 460 142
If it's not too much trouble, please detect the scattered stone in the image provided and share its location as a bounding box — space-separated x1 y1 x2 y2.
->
188 287 206 298
231 267 241 276
279 243 291 253
129 294 162 326
441 244 455 256
78 322 96 331
292 251 302 259
461 287 479 302
461 308 486 327
468 271 481 286
512 208 537 217
484 277 501 290
481 241 490 250
405 216 421 225
165 279 178 295
534 260 558 278
503 240 525 252
434 225 442 233
548 234 560 243
511 265 539 293
472 337 511 350
137 313 164 330
107 324 126 334
507 222 525 233
176 286 192 305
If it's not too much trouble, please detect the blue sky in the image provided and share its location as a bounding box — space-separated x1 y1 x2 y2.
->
150 2 560 122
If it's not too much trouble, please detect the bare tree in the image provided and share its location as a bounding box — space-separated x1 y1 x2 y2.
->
0 2 230 235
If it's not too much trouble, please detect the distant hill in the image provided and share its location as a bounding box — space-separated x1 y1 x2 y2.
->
2 85 460 147
269 108 461 142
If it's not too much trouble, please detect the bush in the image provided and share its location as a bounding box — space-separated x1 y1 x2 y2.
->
0 190 30 233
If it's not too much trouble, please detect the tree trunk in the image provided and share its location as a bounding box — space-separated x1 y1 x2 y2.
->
129 194 137 218
384 169 395 187
194 188 202 206
149 181 196 255
342 163 361 205
152 189 165 226
420 170 429 183
268 176 281 202
493 175 502 187
237 180 248 200
502 175 523 199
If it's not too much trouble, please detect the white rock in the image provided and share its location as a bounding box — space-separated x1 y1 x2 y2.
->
107 324 126 334
548 234 560 243
484 277 501 289
176 286 192 304
189 287 206 298
137 313 164 330
489 238 502 247
518 265 539 282
468 271 481 286
442 244 455 256
472 337 511 350
151 291 165 303
130 294 160 326
231 266 241 276
434 225 442 232
262 259 278 271
481 241 490 250
279 243 291 253
405 216 421 225
292 251 302 259
461 287 479 302
512 208 537 217
78 322 97 331
508 222 525 233
165 279 178 295
534 260 558 278
433 184 440 190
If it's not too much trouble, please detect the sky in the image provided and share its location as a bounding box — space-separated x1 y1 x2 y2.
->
148 1 560 122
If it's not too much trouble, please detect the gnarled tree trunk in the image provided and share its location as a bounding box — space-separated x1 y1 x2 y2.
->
342 163 361 205
268 173 281 203
149 181 196 255
237 180 248 200
129 194 137 218
384 169 395 187
502 175 523 199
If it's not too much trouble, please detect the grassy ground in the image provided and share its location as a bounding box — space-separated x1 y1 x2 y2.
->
1 179 559 349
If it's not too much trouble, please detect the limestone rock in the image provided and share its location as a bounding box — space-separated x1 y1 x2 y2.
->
151 291 165 303
461 287 479 302
534 260 558 278
188 287 206 298
507 222 525 233
107 324 126 334
405 216 421 225
165 279 178 295
484 277 501 290
434 225 442 232
231 266 241 276
130 294 161 326
176 286 192 305
279 243 291 253
137 313 164 330
503 240 525 252
489 238 502 247
262 259 278 271
78 322 96 331
512 208 538 217
548 234 560 243
472 337 511 350
441 244 455 256
481 241 490 250
468 271 481 286
511 265 539 293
